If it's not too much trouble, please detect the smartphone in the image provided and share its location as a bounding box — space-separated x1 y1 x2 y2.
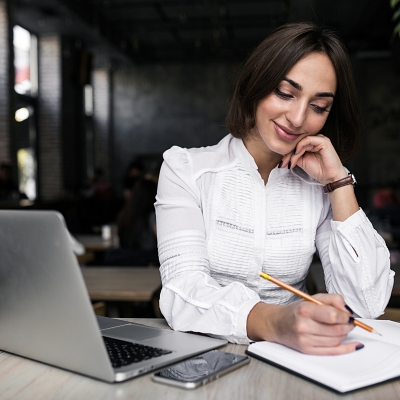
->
152 350 250 389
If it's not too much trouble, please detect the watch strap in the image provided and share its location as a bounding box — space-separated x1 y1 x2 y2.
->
323 174 355 194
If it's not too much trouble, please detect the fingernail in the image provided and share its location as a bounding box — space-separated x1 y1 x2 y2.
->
345 304 354 315
348 316 355 324
293 147 297 155
356 344 364 351
278 161 283 168
288 161 291 169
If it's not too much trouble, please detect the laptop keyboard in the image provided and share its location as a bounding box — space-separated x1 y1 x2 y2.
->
103 336 173 368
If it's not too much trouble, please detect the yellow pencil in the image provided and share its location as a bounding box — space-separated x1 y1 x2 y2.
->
259 272 381 336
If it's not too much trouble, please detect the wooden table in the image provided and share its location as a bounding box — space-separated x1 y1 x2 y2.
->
1 318 400 400
81 267 161 302
81 267 162 317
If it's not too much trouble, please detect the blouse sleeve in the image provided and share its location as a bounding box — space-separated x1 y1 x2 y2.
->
315 206 394 318
155 148 260 344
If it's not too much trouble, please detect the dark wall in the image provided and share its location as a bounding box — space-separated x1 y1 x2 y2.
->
112 62 239 190
61 38 87 194
351 55 400 209
111 55 400 210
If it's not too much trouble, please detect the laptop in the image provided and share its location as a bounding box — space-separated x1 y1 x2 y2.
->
0 210 227 382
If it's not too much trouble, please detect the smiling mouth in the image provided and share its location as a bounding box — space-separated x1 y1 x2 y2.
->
273 121 301 137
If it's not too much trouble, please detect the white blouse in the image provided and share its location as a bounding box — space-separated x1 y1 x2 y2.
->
155 134 394 344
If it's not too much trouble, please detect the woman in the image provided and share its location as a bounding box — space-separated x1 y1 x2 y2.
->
155 22 394 354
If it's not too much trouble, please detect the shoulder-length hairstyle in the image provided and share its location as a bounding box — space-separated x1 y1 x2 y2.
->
226 22 361 162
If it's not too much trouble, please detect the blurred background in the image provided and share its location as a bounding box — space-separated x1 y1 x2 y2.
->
1 0 399 249
1 0 400 318
0 2 400 385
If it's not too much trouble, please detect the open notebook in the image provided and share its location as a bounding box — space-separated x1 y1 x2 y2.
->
246 319 400 393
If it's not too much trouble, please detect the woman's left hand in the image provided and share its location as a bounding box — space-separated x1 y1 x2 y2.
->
280 134 347 185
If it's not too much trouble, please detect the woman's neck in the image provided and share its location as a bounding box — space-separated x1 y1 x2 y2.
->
243 136 282 185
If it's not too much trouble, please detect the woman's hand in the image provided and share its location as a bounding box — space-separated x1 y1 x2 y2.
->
278 133 360 222
279 134 347 185
247 294 363 355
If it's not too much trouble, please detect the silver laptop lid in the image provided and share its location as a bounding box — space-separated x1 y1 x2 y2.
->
0 210 114 382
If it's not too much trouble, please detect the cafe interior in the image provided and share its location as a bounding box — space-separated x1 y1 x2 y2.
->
1 0 400 319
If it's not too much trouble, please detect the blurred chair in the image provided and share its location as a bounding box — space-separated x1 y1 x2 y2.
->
76 252 95 265
92 301 107 316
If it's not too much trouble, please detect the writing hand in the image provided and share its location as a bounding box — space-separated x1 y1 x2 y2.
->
247 294 363 355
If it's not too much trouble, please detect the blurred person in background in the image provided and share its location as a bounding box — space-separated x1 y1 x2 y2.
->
0 163 26 201
370 183 400 248
122 159 144 205
373 183 399 209
104 178 158 266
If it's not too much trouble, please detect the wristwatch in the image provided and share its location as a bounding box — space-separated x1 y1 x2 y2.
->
323 172 357 194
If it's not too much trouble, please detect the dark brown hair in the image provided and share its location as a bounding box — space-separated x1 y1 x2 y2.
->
226 22 361 162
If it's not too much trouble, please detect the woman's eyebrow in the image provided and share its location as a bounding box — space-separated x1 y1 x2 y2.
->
282 77 335 98
283 77 302 91
315 91 335 98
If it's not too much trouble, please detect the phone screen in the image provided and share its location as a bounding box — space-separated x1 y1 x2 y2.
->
153 350 249 384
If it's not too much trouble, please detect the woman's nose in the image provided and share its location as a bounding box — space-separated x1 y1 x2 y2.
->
285 102 307 128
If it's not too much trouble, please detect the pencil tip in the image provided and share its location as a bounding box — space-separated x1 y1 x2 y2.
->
373 329 382 336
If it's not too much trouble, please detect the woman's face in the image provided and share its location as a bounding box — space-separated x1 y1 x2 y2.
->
249 52 337 158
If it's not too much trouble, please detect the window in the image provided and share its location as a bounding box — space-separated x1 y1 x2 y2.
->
17 148 36 201
14 25 38 96
84 84 94 116
14 25 38 200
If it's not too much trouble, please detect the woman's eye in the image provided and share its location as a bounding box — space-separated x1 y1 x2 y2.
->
311 104 329 114
274 88 293 100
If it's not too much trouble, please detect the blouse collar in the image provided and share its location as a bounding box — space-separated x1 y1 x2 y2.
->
229 135 290 183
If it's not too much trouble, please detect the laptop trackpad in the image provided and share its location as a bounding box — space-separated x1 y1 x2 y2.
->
103 324 173 341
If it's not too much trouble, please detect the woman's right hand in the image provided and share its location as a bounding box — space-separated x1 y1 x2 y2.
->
247 294 363 355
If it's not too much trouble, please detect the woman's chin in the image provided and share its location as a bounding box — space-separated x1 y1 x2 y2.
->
267 142 295 157
253 133 296 157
